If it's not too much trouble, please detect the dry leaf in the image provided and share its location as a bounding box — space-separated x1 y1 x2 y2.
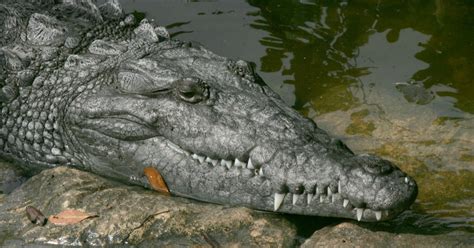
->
25 206 47 226
144 166 170 195
49 209 97 225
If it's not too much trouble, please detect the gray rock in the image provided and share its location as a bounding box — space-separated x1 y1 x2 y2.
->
0 160 27 194
301 222 473 248
0 166 297 247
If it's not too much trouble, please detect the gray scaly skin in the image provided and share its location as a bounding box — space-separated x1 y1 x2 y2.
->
0 0 417 222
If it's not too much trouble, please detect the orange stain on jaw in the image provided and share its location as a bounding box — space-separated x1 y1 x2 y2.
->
144 166 170 195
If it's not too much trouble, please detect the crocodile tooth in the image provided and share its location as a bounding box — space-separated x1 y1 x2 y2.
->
197 155 205 163
234 158 240 167
292 194 299 205
384 210 390 216
222 160 232 169
274 193 286 211
258 167 263 176
331 194 335 203
327 187 332 196
307 193 313 205
191 154 199 160
405 177 409 183
375 211 382 221
343 199 349 208
338 180 341 193
356 208 364 221
316 186 320 194
205 157 218 166
320 195 324 203
234 158 245 167
168 142 189 155
247 159 254 169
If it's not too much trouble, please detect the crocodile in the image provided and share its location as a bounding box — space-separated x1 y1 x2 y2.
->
0 0 417 222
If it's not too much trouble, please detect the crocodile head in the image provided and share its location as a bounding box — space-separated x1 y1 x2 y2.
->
66 38 417 221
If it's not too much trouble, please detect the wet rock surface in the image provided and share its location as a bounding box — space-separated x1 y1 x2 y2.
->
0 160 27 194
0 162 297 247
301 222 474 248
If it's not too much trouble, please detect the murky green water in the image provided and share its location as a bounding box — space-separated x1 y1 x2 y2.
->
120 0 474 236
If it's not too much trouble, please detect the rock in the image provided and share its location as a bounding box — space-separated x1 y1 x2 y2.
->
0 166 297 247
301 222 474 248
0 160 27 194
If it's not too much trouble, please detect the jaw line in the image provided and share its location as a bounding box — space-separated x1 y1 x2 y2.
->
159 140 404 222
70 125 412 222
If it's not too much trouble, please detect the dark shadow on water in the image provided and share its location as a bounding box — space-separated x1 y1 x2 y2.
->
282 214 342 238
170 30 194 39
284 210 474 240
166 21 192 29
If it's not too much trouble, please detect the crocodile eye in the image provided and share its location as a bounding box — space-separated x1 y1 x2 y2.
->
175 77 208 103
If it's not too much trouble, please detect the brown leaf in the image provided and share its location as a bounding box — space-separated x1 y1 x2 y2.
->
25 206 47 226
49 209 98 225
144 166 170 195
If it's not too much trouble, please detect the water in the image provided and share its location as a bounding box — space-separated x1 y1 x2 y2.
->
118 0 474 236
